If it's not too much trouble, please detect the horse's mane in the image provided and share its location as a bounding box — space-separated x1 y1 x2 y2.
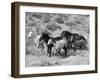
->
61 31 72 36
42 32 50 38
51 36 63 41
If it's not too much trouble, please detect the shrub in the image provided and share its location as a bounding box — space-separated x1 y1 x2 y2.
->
29 17 35 21
75 20 82 24
63 15 69 21
55 17 64 24
27 22 37 27
47 23 62 31
32 14 42 19
65 22 76 27
42 17 51 23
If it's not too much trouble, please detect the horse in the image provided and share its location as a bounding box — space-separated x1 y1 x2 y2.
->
47 37 68 57
61 31 88 52
61 30 72 40
34 34 41 47
39 32 51 45
34 34 47 53
67 39 88 52
70 33 87 43
37 32 53 57
37 32 68 57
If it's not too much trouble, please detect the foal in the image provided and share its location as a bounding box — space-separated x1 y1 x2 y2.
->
47 37 68 57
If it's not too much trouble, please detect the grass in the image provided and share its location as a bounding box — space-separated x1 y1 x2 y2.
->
25 12 90 67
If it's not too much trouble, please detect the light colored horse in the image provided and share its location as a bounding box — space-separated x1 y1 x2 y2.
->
34 34 41 48
34 34 47 53
48 37 68 55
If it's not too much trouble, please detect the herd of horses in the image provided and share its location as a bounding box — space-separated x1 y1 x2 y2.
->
33 30 88 57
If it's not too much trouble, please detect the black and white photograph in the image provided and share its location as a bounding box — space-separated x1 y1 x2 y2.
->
11 2 97 78
25 12 90 67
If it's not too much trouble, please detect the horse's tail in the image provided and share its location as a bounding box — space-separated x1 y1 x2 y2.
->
82 39 88 50
84 38 88 45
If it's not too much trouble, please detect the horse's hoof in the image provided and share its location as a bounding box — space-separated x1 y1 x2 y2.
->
49 55 51 57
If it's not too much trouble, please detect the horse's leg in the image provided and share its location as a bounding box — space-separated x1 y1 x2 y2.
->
63 46 68 56
57 48 61 56
47 46 51 57
73 47 76 52
47 47 49 56
44 43 47 54
49 47 52 57
49 49 51 57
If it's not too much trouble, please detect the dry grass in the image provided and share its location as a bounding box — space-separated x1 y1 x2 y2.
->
25 12 89 67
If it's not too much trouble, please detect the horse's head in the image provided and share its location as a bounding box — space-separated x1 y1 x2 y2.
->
48 39 54 45
34 34 45 49
39 32 50 44
34 35 41 47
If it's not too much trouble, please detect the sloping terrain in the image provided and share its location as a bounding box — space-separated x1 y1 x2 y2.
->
25 12 90 67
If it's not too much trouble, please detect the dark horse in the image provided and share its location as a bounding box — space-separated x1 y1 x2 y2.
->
61 31 88 51
38 32 53 57
39 32 50 45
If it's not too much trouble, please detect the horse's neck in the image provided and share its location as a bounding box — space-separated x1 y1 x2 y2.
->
38 35 41 39
45 39 49 44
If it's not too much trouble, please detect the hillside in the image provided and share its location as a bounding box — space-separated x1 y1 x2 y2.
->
25 12 90 67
